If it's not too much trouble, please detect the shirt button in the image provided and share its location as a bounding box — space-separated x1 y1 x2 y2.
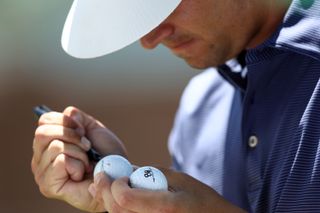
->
248 135 259 148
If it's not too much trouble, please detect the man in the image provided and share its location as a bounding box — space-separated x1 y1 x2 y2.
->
32 0 320 212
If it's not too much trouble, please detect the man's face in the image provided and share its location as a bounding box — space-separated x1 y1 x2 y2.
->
140 0 259 68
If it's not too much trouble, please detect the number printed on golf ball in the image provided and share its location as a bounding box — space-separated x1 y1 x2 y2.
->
129 166 168 191
94 155 133 180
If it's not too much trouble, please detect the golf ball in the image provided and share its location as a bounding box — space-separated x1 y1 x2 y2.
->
94 155 133 180
129 166 168 191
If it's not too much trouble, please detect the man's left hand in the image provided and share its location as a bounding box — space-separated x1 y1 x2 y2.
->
90 168 246 213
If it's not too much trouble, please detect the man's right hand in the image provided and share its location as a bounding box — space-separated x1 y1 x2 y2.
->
31 106 127 212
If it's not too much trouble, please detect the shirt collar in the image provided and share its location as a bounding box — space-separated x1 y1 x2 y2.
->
218 51 248 92
247 0 320 63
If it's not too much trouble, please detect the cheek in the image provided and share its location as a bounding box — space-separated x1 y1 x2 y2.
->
169 1 212 38
175 18 217 44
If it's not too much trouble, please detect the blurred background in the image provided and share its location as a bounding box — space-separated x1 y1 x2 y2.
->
0 0 197 212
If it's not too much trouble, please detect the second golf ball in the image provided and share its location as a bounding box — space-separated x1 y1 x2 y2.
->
94 155 133 180
129 166 168 191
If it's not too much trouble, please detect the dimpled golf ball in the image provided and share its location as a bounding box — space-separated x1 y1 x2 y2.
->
129 166 168 191
94 155 133 180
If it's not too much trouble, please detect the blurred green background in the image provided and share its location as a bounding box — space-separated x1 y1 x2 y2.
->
0 1 196 212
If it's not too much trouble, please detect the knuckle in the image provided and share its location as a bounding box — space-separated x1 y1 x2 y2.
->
51 153 67 169
63 106 85 126
55 153 67 163
47 140 63 153
63 106 79 115
34 125 48 140
38 113 52 125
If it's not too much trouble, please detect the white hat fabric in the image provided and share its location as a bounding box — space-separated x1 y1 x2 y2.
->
61 0 182 59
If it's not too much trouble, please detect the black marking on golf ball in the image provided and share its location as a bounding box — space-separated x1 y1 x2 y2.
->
101 160 105 171
144 168 155 182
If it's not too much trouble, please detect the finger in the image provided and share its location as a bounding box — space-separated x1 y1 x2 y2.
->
36 153 69 198
38 112 82 132
63 106 128 158
94 172 122 212
34 153 104 212
64 154 87 181
38 153 87 198
63 106 105 130
31 156 43 184
35 140 91 178
52 156 105 212
88 184 112 213
111 177 174 213
93 173 136 213
33 125 91 163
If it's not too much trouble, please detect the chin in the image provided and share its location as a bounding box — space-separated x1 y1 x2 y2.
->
178 48 228 69
183 55 223 69
186 60 210 69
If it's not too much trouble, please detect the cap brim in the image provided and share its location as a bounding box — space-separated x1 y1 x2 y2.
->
61 0 182 59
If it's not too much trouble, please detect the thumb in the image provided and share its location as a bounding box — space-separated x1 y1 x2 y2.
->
92 172 124 212
93 172 113 201
63 106 105 132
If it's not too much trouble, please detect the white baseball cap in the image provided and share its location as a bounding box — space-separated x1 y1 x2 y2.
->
61 0 182 59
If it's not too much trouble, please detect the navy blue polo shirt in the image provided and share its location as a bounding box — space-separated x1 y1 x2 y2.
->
223 0 320 212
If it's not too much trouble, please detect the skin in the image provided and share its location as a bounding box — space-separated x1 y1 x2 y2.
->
31 0 291 212
140 0 289 69
32 107 245 212
89 171 245 213
31 106 127 212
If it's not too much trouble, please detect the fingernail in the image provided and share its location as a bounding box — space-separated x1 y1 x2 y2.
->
81 137 91 150
88 184 96 197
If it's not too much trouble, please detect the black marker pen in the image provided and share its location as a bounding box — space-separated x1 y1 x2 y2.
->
33 105 102 162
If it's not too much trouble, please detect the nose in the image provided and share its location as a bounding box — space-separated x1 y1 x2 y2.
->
140 24 175 49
